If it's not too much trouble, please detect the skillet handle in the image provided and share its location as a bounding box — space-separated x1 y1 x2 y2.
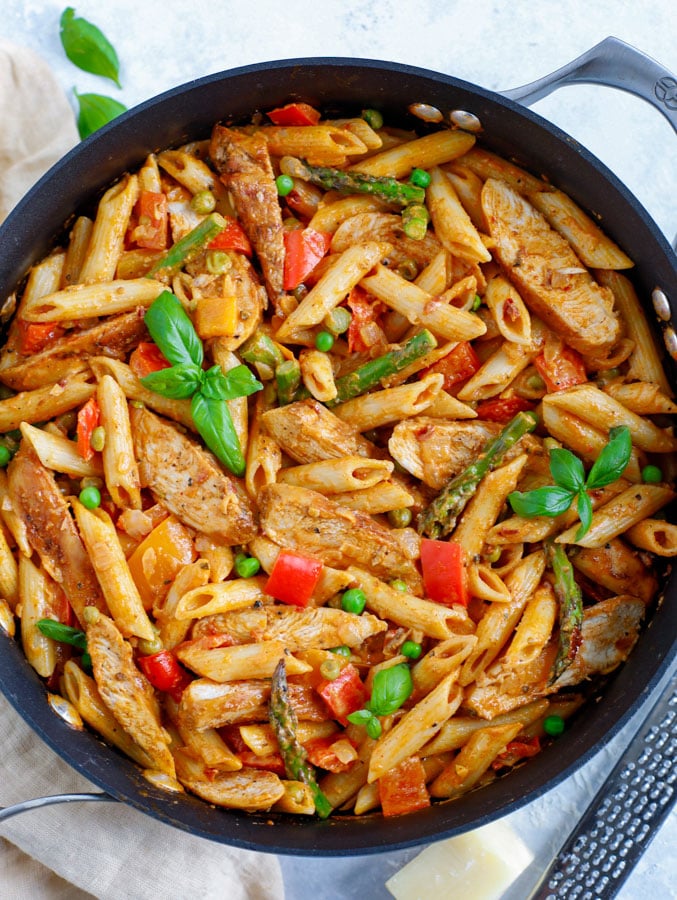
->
502 35 677 136
0 792 116 822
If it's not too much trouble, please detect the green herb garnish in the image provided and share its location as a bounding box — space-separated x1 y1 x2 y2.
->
346 663 413 739
60 8 122 87
73 90 127 140
508 425 632 540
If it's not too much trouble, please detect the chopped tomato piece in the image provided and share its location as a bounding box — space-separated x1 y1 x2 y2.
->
475 396 536 422
304 736 355 774
492 735 542 769
264 550 323 607
379 757 431 817
128 341 171 378
420 539 468 607
422 341 480 391
138 649 192 701
76 397 100 461
534 337 587 392
130 190 168 250
267 102 321 126
238 750 287 776
16 319 65 355
283 228 332 290
316 663 366 726
346 285 387 353
207 217 252 256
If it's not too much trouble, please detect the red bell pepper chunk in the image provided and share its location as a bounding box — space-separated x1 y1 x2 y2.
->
316 663 366 726
346 285 387 353
238 750 287 777
492 735 542 770
16 319 65 355
76 397 100 461
267 102 321 126
304 736 355 774
534 340 587 392
379 756 431 817
475 396 536 423
128 341 172 378
421 341 481 391
137 649 192 702
264 550 323 607
207 217 253 256
130 190 168 250
283 228 332 291
420 538 469 607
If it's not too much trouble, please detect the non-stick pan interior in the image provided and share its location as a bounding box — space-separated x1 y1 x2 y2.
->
0 57 675 854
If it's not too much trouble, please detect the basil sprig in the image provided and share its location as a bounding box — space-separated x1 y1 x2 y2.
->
347 663 413 739
508 425 632 540
36 618 91 670
140 291 262 477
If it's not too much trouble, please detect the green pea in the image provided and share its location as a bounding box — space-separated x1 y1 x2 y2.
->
543 714 566 737
642 464 663 483
190 190 216 214
401 640 422 660
0 446 11 467
471 294 482 312
319 658 341 681
365 716 382 740
206 250 232 275
323 307 352 336
234 553 261 578
396 259 419 281
387 507 413 529
90 426 106 453
341 588 367 615
409 167 431 188
329 645 351 658
276 174 295 197
361 108 383 130
79 485 101 509
526 374 546 392
314 330 335 352
390 579 408 592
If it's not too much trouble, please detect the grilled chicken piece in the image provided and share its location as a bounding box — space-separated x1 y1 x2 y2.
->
210 126 285 307
191 604 387 650
0 309 148 392
482 178 620 356
130 406 257 544
259 483 423 592
7 445 106 625
331 212 443 269
86 610 175 777
388 417 499 490
174 750 284 810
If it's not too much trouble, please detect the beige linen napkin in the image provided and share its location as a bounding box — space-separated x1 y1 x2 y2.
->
0 41 284 900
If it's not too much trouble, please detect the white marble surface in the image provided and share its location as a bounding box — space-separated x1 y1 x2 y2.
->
2 1 676 898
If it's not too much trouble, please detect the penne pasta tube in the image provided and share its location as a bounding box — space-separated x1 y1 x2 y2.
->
72 500 155 641
245 388 282 499
0 373 95 433
604 381 677 415
278 456 394 494
483 274 532 344
426 166 492 264
414 248 453 295
275 242 392 340
174 576 271 620
350 130 475 178
19 421 103 479
423 389 477 419
176 639 312 682
157 149 221 194
265 124 367 163
329 480 415 515
155 561 211 649
299 348 338 402
333 373 443 431
19 557 57 678
0 525 19 609
544 384 677 453
443 165 486 231
411 634 477 698
308 195 387 233
97 374 142 509
429 722 524 798
20 277 165 323
196 537 233 584
77 174 139 284
454 146 550 195
272 781 316 815
61 216 94 288
16 252 65 318
360 265 486 342
422 699 549 756
368 677 463 782
624 519 677 557
457 337 540 401
467 564 512 603
347 567 475 639
503 582 558 667
0 469 31 558
556 484 676 548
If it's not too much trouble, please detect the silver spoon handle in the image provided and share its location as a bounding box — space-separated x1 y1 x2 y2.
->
502 35 677 136
0 792 115 822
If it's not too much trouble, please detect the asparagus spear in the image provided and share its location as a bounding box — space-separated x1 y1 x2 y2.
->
417 410 539 539
276 358 302 405
147 212 226 278
240 331 285 380
269 659 332 819
280 156 425 207
546 541 583 683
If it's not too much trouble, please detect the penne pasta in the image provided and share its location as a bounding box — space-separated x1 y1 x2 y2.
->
97 374 142 509
332 373 443 431
426 166 491 264
78 174 140 285
350 130 475 178
20 277 165 323
278 456 393 494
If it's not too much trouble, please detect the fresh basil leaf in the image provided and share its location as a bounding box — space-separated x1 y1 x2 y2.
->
191 392 245 477
508 485 574 519
144 291 203 368
346 709 374 726
585 425 632 490
199 366 231 401
140 363 203 399
36 618 87 651
60 8 122 88
575 491 593 540
220 364 264 401
368 663 413 716
74 91 127 140
549 447 585 493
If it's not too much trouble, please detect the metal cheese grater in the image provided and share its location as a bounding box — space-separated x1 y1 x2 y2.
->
530 667 677 899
